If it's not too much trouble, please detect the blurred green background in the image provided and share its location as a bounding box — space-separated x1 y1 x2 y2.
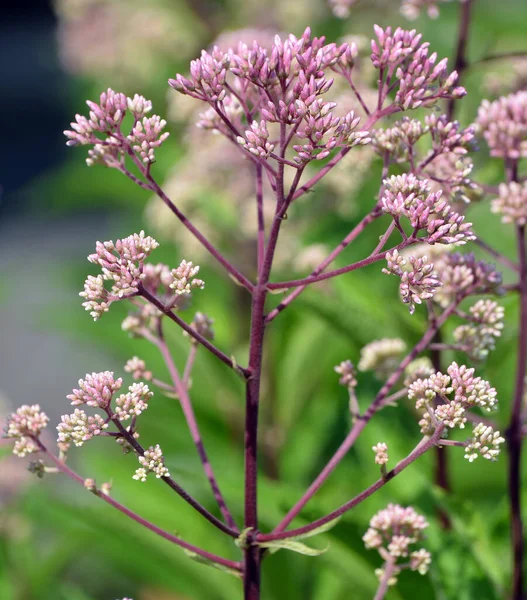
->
1 0 526 598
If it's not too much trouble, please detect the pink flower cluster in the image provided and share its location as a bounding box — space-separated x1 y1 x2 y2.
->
371 26 465 110
80 231 159 319
4 405 49 457
64 89 168 166
381 174 475 245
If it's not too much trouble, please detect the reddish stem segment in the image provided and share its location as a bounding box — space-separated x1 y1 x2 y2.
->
258 425 446 542
38 443 241 571
270 300 459 535
154 332 239 531
508 224 527 599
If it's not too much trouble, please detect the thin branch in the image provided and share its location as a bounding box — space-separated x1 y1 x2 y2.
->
257 425 446 542
473 237 519 272
143 173 253 292
265 210 382 322
267 237 416 290
269 301 460 534
256 163 265 276
37 442 241 571
374 557 397 600
152 328 239 531
139 287 249 378
108 413 238 538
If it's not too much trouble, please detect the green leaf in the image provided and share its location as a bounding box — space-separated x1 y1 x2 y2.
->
257 539 329 557
182 550 242 579
285 517 341 541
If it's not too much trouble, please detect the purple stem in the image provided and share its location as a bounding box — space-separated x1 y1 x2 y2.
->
374 557 397 600
267 236 417 290
256 163 265 276
38 443 241 571
508 223 527 599
139 287 249 377
473 237 519 273
269 301 459 535
145 173 254 292
265 210 381 322
446 0 474 120
154 331 239 531
257 425 446 542
108 413 237 538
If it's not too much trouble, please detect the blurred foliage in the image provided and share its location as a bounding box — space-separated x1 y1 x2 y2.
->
2 0 527 599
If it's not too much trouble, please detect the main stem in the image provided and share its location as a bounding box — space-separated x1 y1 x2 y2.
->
244 286 267 599
508 224 527 599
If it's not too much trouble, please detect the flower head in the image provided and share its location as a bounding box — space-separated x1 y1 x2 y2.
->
491 181 527 226
57 409 108 449
372 442 389 465
133 444 169 481
114 383 153 421
464 423 505 462
67 371 123 409
4 405 49 457
81 231 159 319
476 91 527 159
364 504 430 577
453 299 504 361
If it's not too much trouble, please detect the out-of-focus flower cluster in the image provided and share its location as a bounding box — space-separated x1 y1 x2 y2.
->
363 504 431 584
404 357 434 386
453 299 505 361
400 0 451 21
54 0 202 85
432 251 503 307
64 89 169 167
476 91 527 159
491 182 527 226
358 338 406 379
3 405 49 458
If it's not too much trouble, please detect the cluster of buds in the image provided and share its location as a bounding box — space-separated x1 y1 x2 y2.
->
56 410 108 449
133 445 170 482
383 249 442 314
68 371 123 409
363 504 431 584
128 115 169 164
183 312 215 343
426 114 475 156
237 120 274 158
80 231 159 319
409 363 500 451
124 357 153 381
169 260 205 296
432 252 503 308
404 357 434 387
3 405 49 457
114 383 153 421
476 91 527 159
373 117 427 162
464 423 506 462
64 90 169 166
371 26 465 110
453 299 505 361
334 359 358 388
372 442 389 466
169 26 462 172
358 338 406 379
381 174 475 245
491 181 527 226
